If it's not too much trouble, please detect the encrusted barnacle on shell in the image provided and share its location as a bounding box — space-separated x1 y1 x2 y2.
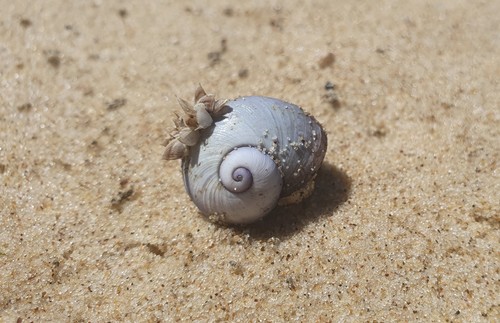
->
162 85 229 160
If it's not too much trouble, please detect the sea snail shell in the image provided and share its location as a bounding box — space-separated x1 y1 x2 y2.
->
163 86 327 224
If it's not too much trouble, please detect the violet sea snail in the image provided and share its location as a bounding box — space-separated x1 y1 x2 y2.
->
163 86 327 224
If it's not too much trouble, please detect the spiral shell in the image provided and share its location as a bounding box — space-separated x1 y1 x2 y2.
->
164 87 327 224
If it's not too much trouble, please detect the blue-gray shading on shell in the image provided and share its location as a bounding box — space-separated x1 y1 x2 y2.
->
182 96 327 223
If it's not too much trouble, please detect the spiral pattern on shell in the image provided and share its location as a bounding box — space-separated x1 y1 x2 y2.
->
179 95 327 224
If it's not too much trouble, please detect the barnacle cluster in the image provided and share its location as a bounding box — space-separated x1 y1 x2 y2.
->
162 85 228 160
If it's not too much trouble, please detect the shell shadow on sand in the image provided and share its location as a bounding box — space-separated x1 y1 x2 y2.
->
233 162 352 241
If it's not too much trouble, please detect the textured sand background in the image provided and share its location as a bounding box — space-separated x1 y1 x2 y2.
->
1 0 499 321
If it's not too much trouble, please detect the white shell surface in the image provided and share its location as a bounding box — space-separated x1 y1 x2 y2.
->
182 96 327 224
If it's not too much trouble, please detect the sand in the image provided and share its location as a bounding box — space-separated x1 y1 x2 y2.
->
1 0 499 321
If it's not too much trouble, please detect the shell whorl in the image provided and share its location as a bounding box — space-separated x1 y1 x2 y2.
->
223 166 253 193
220 147 283 194
220 147 282 195
220 147 265 193
183 146 283 224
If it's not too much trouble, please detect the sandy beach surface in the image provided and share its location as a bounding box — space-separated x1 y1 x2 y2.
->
1 0 499 321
